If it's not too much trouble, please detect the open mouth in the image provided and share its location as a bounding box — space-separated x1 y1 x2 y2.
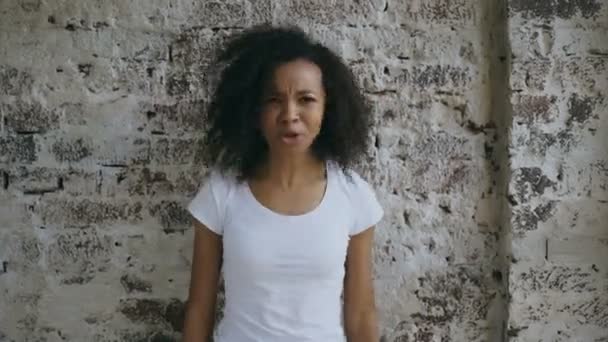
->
281 132 302 144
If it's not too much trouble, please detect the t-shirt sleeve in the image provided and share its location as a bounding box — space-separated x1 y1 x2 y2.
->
349 171 384 236
186 171 226 235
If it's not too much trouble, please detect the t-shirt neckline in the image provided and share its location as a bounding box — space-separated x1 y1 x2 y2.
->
244 160 332 219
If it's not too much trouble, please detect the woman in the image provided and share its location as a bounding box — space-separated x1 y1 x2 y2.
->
183 24 384 342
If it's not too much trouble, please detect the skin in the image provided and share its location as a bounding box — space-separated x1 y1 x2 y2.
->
183 59 378 342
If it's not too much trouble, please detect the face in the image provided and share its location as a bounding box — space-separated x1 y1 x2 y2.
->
259 59 326 156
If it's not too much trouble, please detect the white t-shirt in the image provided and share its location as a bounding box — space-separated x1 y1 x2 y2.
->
187 161 383 342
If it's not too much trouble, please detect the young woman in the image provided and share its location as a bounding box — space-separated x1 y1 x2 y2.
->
183 24 384 342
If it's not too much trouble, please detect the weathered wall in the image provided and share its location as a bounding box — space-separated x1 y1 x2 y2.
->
507 1 608 341
0 1 605 341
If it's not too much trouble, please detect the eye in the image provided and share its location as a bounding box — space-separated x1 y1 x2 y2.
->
265 96 279 103
301 96 316 103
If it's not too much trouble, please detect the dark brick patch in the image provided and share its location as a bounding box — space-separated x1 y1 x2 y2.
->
5 166 63 194
143 100 207 133
0 66 34 95
398 65 470 89
513 95 557 126
0 135 37 163
164 299 186 332
513 167 556 203
510 0 602 19
512 201 557 232
567 93 596 126
127 168 174 196
40 198 143 225
149 200 192 232
2 101 60 133
20 0 41 12
151 138 198 165
51 137 93 162
120 274 152 293
119 298 185 332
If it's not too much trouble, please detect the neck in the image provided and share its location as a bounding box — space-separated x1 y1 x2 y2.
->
258 152 325 189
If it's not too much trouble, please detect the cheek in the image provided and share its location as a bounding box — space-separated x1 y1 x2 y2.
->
306 109 324 135
259 109 276 134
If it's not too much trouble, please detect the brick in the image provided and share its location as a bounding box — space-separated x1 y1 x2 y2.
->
512 167 557 204
4 166 62 195
60 168 99 197
308 26 481 65
164 299 186 332
547 236 608 264
0 200 31 227
120 273 152 293
510 126 558 158
277 0 478 26
96 137 151 166
111 58 168 96
0 230 41 274
142 100 207 134
50 136 93 163
507 321 608 341
118 297 185 331
510 58 552 91
275 0 380 26
0 65 33 96
553 56 607 92
511 264 604 294
392 0 478 25
171 28 236 66
395 64 472 90
38 198 144 226
45 228 112 284
566 93 599 126
59 103 86 126
60 166 204 198
553 161 608 201
183 0 271 28
512 201 557 232
2 101 60 133
121 167 173 197
410 266 495 325
553 27 608 57
0 135 37 164
150 137 203 165
509 0 604 20
537 198 608 237
512 26 608 59
510 291 608 329
512 94 557 126
149 200 192 233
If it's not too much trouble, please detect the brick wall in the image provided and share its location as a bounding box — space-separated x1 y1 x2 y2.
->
0 1 605 341
507 1 608 341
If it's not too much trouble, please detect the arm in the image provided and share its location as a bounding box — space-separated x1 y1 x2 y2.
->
343 226 379 342
182 219 223 342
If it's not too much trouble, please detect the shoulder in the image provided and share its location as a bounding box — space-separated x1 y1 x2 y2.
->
328 161 384 235
204 168 239 198
329 161 376 196
187 168 239 235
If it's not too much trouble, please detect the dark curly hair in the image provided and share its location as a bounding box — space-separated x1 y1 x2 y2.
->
202 24 372 179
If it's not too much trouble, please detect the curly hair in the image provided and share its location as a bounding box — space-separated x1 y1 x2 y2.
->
202 24 372 179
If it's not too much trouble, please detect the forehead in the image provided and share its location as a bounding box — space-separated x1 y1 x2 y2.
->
268 59 323 91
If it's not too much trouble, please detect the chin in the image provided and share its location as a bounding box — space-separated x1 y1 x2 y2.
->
272 141 314 155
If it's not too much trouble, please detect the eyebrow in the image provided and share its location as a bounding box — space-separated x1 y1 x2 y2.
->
266 89 319 96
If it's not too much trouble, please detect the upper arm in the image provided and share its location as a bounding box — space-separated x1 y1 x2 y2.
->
344 225 376 312
188 219 223 305
346 171 383 236
187 171 228 236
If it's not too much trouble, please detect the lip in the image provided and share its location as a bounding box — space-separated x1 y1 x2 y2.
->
280 131 304 144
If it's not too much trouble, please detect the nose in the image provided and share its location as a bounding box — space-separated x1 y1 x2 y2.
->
280 100 299 124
